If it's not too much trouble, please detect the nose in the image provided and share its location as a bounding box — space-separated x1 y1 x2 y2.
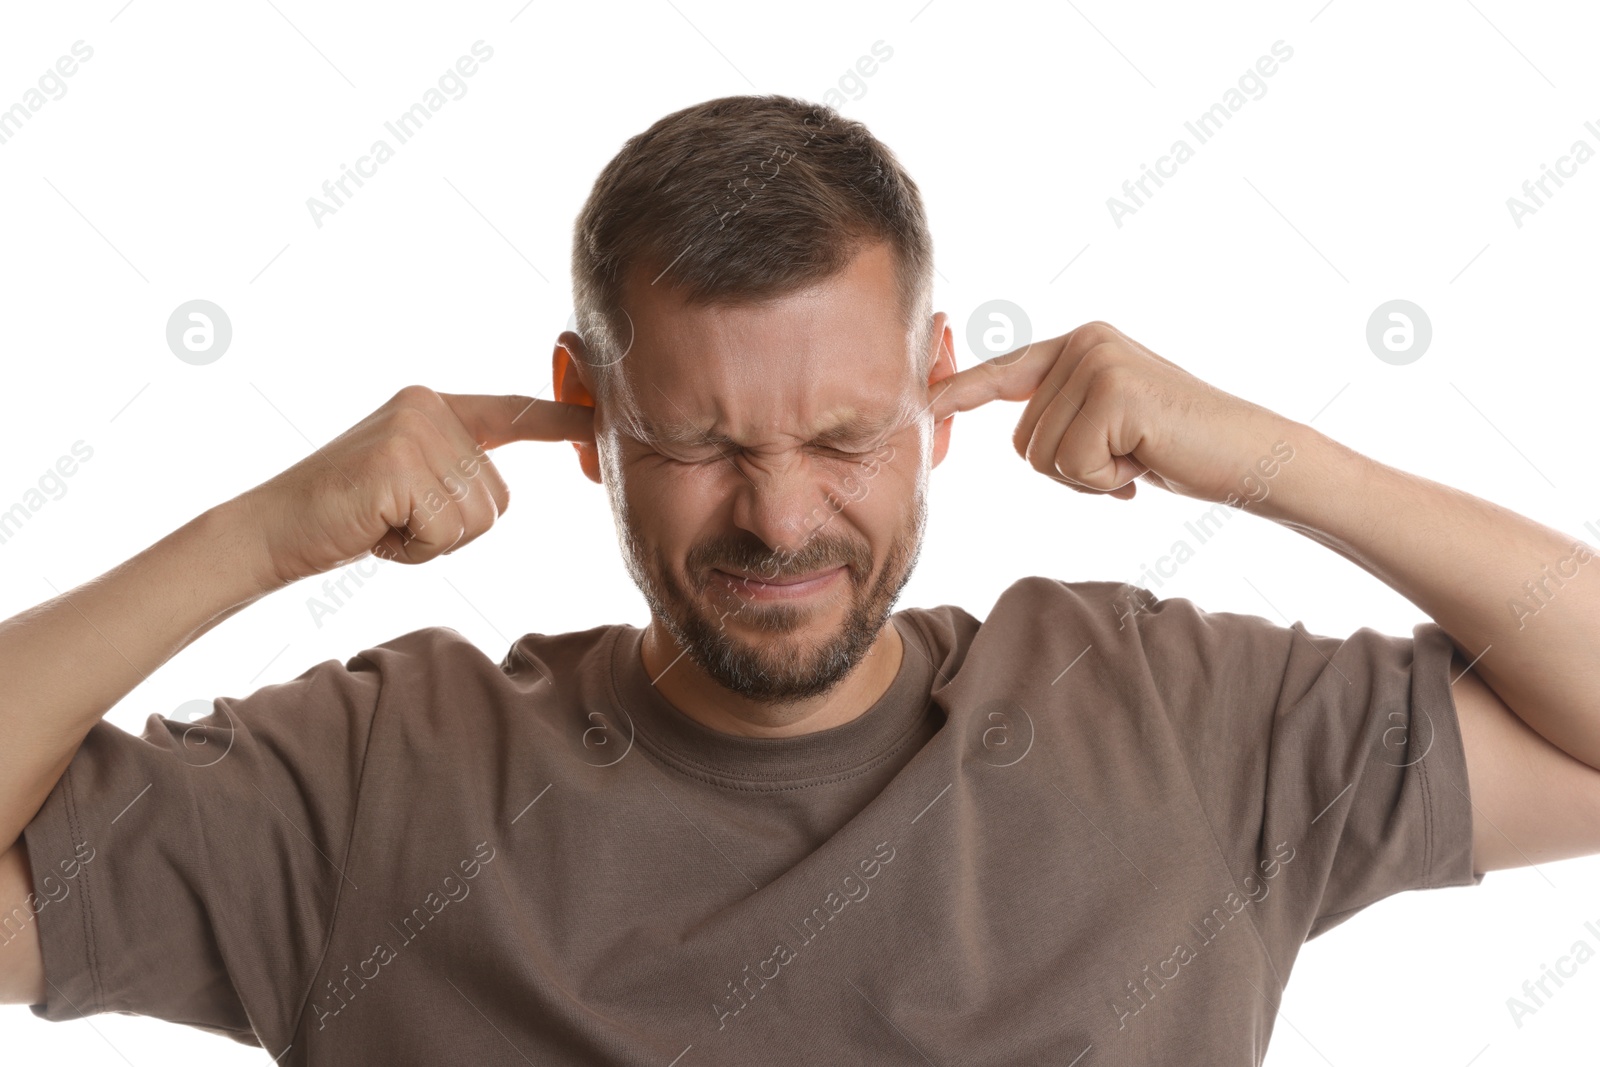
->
728 454 843 567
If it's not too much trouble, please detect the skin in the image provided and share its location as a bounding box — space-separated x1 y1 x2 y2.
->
553 240 957 736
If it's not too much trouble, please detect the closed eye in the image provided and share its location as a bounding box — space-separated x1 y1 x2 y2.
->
665 448 866 464
660 449 721 465
651 439 886 464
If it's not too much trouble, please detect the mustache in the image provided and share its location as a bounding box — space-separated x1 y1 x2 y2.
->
689 536 869 583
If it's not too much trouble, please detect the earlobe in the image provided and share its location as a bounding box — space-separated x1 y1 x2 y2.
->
572 441 603 484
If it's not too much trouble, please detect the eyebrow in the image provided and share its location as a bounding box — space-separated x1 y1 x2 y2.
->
638 410 899 449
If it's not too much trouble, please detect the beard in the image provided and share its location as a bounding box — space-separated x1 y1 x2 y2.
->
613 483 927 706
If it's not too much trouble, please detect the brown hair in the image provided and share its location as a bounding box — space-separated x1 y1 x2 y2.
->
570 94 935 410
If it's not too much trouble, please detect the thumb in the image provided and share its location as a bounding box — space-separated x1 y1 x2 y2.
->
441 393 596 449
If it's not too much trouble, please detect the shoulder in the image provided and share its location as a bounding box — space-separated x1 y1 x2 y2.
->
232 625 494 699
264 623 619 688
981 575 1162 645
897 577 1184 688
205 623 617 730
210 623 625 752
968 576 1296 685
988 575 1278 639
897 577 1150 655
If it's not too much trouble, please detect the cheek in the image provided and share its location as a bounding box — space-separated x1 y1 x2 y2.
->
826 457 917 540
620 462 721 547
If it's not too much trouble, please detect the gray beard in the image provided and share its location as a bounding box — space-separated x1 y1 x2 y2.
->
614 488 926 705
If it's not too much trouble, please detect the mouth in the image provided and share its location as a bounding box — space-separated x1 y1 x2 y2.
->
710 565 846 599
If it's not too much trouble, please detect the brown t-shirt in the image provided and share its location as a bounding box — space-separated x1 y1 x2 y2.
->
19 577 1483 1064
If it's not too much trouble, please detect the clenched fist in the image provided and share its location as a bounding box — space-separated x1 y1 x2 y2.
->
237 385 595 589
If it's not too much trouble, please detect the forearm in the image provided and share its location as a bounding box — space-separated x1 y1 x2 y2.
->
0 495 280 853
1255 419 1600 769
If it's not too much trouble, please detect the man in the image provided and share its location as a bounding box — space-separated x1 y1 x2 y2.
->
1 93 1596 1065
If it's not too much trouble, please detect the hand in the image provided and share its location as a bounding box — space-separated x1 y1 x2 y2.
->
237 385 595 588
928 320 1292 505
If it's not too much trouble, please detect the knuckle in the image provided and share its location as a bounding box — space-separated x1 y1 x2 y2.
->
456 446 492 485
439 470 471 501
374 430 426 474
1078 341 1121 375
1025 439 1052 474
391 384 440 410
1061 455 1097 486
1090 359 1132 396
426 519 464 556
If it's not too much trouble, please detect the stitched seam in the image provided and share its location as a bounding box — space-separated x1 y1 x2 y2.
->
1417 729 1436 889
1163 717 1290 993
63 762 104 1014
1313 902 1367 928
631 711 932 793
283 667 385 1046
1420 632 1452 889
171 718 263 1042
1147 619 1304 994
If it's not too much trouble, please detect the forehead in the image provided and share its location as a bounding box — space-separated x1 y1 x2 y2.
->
611 242 920 447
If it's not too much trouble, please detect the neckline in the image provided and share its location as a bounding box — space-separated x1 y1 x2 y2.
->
606 613 934 786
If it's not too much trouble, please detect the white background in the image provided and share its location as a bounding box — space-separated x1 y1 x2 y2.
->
2 1 1598 1063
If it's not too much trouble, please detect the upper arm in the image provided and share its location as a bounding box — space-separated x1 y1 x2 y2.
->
0 838 45 1007
1453 651 1600 874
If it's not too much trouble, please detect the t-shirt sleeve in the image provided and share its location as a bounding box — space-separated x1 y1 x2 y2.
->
17 632 410 1050
1084 580 1485 942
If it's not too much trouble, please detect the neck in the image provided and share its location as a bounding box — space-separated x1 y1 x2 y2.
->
639 619 905 738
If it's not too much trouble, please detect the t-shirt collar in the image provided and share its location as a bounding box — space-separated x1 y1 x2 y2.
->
606 614 934 786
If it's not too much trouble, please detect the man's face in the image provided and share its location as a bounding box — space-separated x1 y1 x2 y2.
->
557 241 953 705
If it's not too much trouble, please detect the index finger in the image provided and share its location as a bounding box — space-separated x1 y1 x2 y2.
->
927 337 1059 423
441 393 596 449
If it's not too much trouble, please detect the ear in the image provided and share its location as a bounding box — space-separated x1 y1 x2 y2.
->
925 312 956 469
553 331 603 485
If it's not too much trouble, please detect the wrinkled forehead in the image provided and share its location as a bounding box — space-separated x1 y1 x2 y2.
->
605 260 924 449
